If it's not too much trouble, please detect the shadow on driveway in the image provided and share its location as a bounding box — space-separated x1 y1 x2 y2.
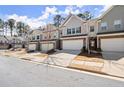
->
102 52 124 61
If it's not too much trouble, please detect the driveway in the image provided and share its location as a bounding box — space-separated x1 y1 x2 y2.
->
0 55 124 87
102 51 124 61
101 51 124 77
49 50 80 66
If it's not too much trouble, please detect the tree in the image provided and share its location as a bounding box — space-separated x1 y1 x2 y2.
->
77 11 93 20
77 13 85 19
8 19 16 37
4 21 8 36
16 21 25 36
24 25 30 35
53 14 65 27
0 19 4 35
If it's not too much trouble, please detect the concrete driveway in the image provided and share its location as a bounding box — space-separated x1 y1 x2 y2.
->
48 50 81 66
102 51 124 61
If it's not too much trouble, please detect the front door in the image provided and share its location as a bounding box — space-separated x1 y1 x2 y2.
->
89 37 97 50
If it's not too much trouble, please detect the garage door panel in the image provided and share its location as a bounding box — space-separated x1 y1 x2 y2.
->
62 40 84 50
101 38 124 52
41 43 54 51
29 44 37 51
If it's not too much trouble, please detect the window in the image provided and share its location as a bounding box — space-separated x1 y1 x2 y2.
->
72 28 75 34
44 36 47 39
37 35 40 40
76 27 81 33
114 20 121 29
32 36 35 40
54 35 56 38
101 22 107 30
67 28 71 34
90 26 94 32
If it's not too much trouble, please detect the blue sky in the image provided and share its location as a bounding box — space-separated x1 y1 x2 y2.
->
0 5 111 29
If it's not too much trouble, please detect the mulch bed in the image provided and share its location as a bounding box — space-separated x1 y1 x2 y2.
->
74 52 104 63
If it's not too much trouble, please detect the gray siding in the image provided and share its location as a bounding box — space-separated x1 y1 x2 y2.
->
98 6 124 33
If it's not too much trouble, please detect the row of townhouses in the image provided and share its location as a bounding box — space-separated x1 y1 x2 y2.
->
0 35 26 49
28 5 124 52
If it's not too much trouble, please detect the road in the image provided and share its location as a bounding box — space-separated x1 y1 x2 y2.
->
0 55 124 87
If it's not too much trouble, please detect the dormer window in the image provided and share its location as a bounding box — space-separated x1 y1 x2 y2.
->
114 20 121 30
101 22 107 31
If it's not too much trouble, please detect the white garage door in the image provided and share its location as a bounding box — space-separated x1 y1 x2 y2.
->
41 43 54 51
101 38 124 52
62 39 84 50
29 44 37 51
15 44 22 48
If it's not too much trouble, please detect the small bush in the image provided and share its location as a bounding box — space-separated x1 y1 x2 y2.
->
96 48 102 52
47 49 56 54
81 46 87 53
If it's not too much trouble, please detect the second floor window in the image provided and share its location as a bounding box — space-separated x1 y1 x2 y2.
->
101 22 107 31
32 36 35 40
37 35 40 40
44 36 47 39
90 26 94 32
72 28 75 34
76 27 81 33
67 28 71 35
114 20 121 30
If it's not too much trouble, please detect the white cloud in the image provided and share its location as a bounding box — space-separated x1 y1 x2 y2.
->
100 5 112 13
94 8 98 11
97 5 112 17
60 6 82 15
38 6 57 20
6 14 46 29
76 5 84 8
5 6 59 29
4 6 59 29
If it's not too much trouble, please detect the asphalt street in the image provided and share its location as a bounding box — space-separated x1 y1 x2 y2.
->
0 55 124 87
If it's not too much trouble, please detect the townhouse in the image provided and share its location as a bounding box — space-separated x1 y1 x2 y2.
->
0 35 25 49
97 5 124 52
40 24 60 52
27 5 124 53
28 29 42 51
60 5 124 52
28 24 59 52
60 14 88 51
87 19 98 51
0 36 10 49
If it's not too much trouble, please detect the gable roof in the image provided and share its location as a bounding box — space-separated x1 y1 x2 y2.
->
30 29 42 35
60 13 86 28
98 5 114 19
42 23 57 32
